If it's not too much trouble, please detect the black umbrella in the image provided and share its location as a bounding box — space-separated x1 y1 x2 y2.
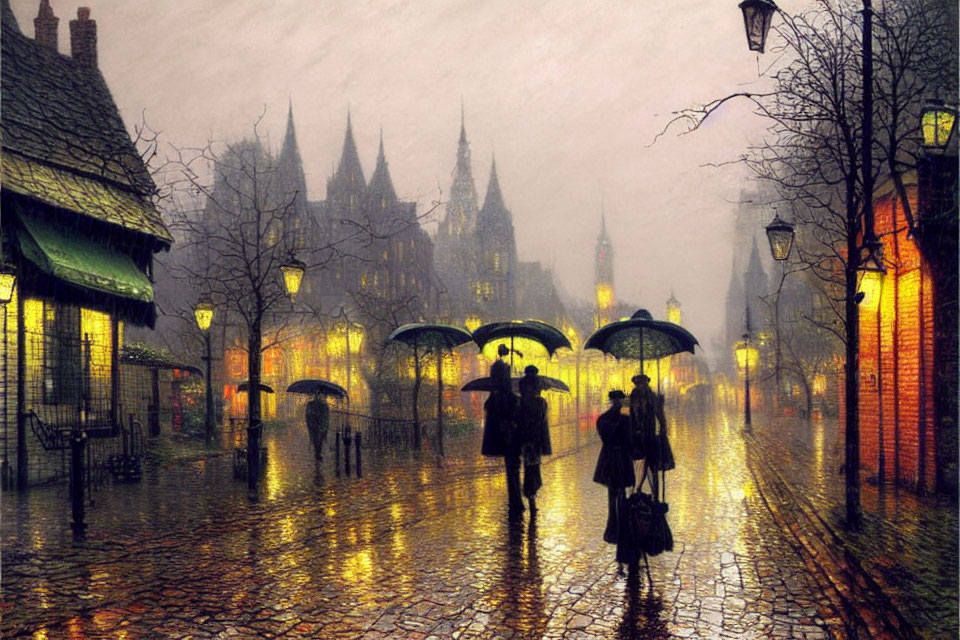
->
388 323 474 455
472 320 572 356
585 308 698 375
461 375 570 393
286 379 347 399
237 382 275 394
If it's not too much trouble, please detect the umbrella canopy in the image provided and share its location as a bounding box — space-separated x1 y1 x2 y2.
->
472 320 571 356
237 382 275 394
286 379 347 399
585 309 698 366
389 323 474 349
461 375 570 393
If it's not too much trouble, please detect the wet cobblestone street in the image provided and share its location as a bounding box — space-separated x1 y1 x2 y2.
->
2 409 864 638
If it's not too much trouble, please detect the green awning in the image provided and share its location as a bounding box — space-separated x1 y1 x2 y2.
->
17 212 154 303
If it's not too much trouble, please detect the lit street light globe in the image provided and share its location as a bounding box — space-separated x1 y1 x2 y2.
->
920 99 957 151
194 299 214 332
280 257 306 299
765 213 795 262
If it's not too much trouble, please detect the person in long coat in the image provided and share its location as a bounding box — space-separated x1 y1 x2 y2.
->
517 365 552 514
305 395 329 461
594 390 636 545
481 344 522 514
629 374 657 462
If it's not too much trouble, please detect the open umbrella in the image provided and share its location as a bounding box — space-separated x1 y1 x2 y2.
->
237 382 275 394
388 323 474 455
472 320 572 371
461 375 570 393
585 309 698 376
286 379 347 399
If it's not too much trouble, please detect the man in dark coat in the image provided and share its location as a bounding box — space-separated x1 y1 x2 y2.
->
518 365 551 514
594 390 635 545
305 395 329 461
481 344 522 515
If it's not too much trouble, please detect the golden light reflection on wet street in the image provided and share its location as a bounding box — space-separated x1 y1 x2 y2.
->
3 405 842 638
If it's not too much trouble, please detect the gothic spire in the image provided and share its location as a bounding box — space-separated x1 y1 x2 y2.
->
277 101 308 205
334 108 365 189
367 127 397 205
479 155 507 220
441 109 479 239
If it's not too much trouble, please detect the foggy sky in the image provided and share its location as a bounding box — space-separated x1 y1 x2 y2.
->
10 0 806 365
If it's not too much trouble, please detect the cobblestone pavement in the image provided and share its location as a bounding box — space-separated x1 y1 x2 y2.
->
3 407 846 639
746 414 958 640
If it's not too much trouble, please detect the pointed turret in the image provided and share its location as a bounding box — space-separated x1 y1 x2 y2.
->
595 209 615 324
440 111 479 240
478 156 510 228
367 128 397 208
325 110 367 222
277 100 308 207
475 155 517 319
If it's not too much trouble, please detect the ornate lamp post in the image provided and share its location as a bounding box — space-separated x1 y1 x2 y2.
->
735 313 757 433
765 214 795 262
740 0 885 529
194 298 215 443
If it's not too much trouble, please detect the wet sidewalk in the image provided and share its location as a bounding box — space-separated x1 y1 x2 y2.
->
3 407 846 639
745 413 959 640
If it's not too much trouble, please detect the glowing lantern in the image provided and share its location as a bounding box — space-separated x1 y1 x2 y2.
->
765 213 795 261
194 298 214 331
858 270 884 310
734 338 758 371
0 265 15 304
920 99 957 151
280 256 306 299
739 0 778 53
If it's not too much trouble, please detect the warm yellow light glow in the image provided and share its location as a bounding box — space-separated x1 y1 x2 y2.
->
596 283 613 311
194 301 214 331
465 315 481 333
813 373 827 395
0 270 15 305
858 270 884 310
734 339 758 370
280 262 305 298
922 106 956 149
81 309 113 380
666 302 681 326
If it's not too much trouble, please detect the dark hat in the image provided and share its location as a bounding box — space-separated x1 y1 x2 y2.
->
608 389 626 400
498 344 509 356
632 374 651 384
523 365 539 376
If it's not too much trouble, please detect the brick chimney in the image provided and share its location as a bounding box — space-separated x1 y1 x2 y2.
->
34 0 59 51
69 7 96 69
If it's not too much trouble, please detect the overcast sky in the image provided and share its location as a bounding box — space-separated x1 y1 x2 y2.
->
11 0 809 364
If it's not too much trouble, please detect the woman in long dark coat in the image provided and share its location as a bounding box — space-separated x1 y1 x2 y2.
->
594 390 636 545
517 366 552 513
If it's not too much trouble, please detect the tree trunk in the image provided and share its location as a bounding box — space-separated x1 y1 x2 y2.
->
247 318 262 492
844 235 862 530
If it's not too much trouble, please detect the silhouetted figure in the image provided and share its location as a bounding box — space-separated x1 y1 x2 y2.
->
518 365 552 514
629 374 657 462
305 395 329 461
594 390 635 548
482 344 522 515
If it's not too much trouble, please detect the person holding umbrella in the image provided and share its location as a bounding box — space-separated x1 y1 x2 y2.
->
594 390 635 548
517 365 552 515
482 344 522 514
305 394 330 462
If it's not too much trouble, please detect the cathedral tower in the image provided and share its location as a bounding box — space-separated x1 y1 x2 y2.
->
475 156 517 320
595 212 615 327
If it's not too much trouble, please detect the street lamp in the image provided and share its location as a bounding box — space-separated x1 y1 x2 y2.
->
0 265 15 305
739 0 882 530
738 0 778 53
765 213 795 262
920 99 957 151
735 331 757 433
280 255 306 300
194 298 215 443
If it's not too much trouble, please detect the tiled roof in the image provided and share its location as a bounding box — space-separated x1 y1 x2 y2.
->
1 3 170 244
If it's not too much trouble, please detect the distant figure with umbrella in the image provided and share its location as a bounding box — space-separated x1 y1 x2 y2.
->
594 390 635 555
517 365 552 515
286 379 348 463
629 375 657 461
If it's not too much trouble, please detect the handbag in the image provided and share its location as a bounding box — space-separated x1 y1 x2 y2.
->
617 471 673 563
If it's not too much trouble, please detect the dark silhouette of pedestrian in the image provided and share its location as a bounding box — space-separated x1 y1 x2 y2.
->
594 390 635 548
305 395 329 461
629 374 657 462
481 344 522 515
518 365 552 515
